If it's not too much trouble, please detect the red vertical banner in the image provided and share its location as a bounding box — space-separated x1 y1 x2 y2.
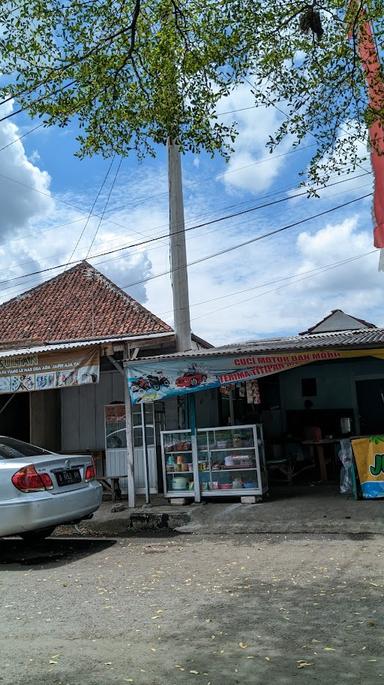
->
348 5 384 248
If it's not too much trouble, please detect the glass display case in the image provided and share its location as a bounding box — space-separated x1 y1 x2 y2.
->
197 425 267 496
161 424 268 499
161 429 194 497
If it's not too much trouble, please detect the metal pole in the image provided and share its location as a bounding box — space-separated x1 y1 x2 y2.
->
188 394 201 503
124 348 136 508
167 138 192 353
140 402 151 505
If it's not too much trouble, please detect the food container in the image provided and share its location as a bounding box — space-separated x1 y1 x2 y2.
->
210 481 219 490
172 477 188 490
232 455 251 468
243 481 257 489
232 478 242 489
217 440 228 449
176 455 184 465
219 483 232 490
233 435 242 448
224 455 234 467
182 463 189 472
187 463 193 471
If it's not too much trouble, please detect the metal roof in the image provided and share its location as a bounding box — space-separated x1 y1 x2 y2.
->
132 328 384 363
0 332 174 359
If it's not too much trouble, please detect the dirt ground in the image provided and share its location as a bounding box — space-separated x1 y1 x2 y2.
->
0 531 383 684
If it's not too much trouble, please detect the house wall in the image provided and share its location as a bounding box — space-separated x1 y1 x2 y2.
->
61 371 220 452
278 356 384 433
30 389 61 451
161 390 220 431
61 370 125 452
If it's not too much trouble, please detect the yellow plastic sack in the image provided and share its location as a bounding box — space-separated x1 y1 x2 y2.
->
351 436 384 498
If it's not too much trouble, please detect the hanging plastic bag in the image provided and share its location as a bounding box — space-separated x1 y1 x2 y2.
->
338 439 353 494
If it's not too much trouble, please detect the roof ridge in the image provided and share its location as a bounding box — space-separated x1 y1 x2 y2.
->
86 263 172 332
1 260 92 308
0 260 173 343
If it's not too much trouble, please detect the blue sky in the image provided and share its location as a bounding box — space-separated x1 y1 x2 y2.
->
0 84 379 345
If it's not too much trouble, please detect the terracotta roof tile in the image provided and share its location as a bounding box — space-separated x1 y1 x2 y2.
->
0 261 173 345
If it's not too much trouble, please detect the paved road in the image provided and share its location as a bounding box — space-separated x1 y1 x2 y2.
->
0 532 383 684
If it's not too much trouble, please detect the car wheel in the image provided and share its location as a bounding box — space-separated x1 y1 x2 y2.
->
190 378 198 386
20 526 56 543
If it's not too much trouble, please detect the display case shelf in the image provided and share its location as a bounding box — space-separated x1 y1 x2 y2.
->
199 447 255 452
210 468 257 473
161 424 268 499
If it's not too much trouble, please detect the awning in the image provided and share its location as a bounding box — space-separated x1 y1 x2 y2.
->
126 346 384 404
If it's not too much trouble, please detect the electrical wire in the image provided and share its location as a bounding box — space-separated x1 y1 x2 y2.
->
0 123 45 153
0 178 372 302
189 250 377 322
159 248 377 317
0 24 135 113
66 155 116 266
0 186 371 291
85 157 123 258
0 80 77 124
116 192 372 290
0 169 371 288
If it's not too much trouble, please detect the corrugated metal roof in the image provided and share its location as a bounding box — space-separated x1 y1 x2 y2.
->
132 328 384 363
0 332 174 359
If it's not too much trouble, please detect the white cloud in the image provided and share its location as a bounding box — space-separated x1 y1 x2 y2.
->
217 84 293 194
0 103 53 236
0 105 380 351
287 121 372 201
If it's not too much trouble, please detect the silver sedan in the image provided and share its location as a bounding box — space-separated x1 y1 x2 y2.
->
0 436 102 541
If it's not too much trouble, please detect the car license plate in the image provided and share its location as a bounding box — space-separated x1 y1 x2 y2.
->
56 468 81 486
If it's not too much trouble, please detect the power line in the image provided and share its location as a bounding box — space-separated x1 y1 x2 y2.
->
159 248 377 316
86 157 123 258
0 179 372 301
66 156 116 265
0 168 367 282
0 24 134 114
0 123 45 153
117 192 372 290
0 182 372 291
0 80 78 124
189 250 377 322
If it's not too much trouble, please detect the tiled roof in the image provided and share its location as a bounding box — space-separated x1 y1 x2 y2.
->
0 261 173 345
135 328 384 362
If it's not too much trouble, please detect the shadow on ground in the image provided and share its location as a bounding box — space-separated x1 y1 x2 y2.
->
0 537 116 570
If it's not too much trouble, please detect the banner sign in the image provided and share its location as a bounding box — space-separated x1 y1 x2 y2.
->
126 347 384 404
351 436 384 499
0 347 100 394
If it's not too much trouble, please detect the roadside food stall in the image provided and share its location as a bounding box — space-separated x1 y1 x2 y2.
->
125 340 384 503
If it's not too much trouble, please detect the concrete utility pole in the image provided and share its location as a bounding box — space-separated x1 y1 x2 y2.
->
167 138 192 353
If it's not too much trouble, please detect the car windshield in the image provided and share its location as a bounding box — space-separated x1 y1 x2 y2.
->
0 437 51 459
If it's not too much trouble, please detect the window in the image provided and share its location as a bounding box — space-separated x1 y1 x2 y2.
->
0 437 51 459
301 378 317 397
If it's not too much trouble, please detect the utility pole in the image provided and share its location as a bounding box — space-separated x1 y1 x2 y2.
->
168 138 192 353
168 139 200 501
